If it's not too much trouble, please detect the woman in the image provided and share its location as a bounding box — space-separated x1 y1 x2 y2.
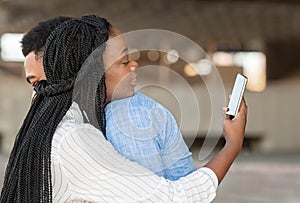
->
0 14 247 202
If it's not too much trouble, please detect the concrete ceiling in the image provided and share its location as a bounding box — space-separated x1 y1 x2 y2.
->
1 0 299 43
1 0 300 78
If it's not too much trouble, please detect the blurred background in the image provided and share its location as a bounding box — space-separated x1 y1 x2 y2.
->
0 0 299 202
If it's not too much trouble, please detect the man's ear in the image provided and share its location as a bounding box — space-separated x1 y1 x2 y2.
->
35 50 44 61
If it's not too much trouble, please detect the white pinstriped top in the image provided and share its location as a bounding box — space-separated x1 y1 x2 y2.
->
51 102 218 203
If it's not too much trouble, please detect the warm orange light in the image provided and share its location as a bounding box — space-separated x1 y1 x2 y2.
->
212 51 234 66
239 52 266 92
184 63 198 77
147 50 160 61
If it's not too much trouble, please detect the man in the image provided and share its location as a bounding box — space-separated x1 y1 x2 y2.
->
22 16 73 89
21 16 195 181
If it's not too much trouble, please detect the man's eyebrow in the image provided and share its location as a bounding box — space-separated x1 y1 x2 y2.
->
26 75 36 84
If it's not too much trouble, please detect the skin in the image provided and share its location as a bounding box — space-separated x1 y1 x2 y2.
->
103 28 138 103
24 51 46 98
24 51 46 87
22 25 247 184
206 98 247 183
103 27 248 184
23 27 138 103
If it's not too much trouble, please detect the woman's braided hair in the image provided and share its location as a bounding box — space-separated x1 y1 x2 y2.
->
0 14 111 202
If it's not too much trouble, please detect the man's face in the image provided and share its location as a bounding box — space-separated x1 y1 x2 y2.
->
104 28 138 103
24 51 46 88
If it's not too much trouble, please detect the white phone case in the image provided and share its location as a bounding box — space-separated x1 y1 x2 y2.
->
226 73 248 119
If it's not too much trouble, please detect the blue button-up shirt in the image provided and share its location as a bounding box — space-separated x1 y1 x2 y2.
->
105 92 196 180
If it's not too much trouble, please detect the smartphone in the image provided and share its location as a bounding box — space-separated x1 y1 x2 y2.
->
226 73 248 119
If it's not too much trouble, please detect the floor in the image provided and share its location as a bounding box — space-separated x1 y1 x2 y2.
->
206 153 300 203
0 151 299 203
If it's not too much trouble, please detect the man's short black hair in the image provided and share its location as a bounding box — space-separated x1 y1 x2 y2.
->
21 16 73 57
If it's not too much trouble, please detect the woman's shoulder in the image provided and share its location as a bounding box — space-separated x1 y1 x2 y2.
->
52 102 103 150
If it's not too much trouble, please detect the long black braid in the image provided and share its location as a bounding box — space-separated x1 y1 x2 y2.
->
0 14 110 202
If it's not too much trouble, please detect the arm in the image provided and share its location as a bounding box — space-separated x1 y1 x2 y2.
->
54 125 218 203
205 98 247 183
158 110 196 180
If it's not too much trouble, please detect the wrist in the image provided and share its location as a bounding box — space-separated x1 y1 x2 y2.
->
224 141 243 157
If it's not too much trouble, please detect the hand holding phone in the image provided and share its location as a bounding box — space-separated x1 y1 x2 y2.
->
226 73 248 120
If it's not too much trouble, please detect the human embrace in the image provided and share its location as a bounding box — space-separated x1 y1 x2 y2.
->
0 14 247 203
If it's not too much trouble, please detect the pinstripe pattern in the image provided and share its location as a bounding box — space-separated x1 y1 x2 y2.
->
51 102 218 202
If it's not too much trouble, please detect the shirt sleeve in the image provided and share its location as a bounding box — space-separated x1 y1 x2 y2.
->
105 93 196 180
156 108 196 180
55 124 218 203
